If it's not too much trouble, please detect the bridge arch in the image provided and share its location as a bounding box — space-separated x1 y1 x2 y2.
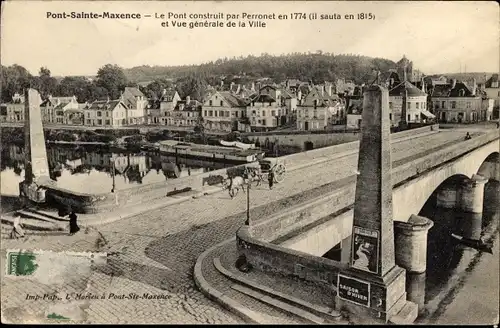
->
476 152 499 181
393 139 499 222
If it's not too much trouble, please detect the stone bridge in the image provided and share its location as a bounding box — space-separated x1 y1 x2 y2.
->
236 129 499 290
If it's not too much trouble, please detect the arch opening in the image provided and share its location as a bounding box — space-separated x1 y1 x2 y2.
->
477 152 499 182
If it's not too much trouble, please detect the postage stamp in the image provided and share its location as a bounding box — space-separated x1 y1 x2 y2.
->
6 249 108 279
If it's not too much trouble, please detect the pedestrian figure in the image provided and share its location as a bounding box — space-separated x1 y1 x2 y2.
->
465 132 472 140
268 170 274 190
496 122 499 129
10 215 25 239
68 211 80 235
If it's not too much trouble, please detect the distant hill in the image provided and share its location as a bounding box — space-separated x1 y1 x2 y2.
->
123 53 397 85
427 72 497 84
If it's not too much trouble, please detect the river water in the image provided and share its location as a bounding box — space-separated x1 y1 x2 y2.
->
413 180 499 320
0 144 236 196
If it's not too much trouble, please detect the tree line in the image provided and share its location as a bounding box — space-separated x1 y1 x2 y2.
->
2 53 397 104
124 53 397 85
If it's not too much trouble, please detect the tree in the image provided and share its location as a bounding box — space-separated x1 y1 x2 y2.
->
1 64 33 102
32 66 58 99
176 75 208 101
95 64 128 100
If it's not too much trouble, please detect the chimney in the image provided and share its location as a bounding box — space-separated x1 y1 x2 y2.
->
186 95 191 104
161 89 167 97
251 82 255 91
390 78 394 88
421 77 426 93
451 79 457 89
472 78 477 96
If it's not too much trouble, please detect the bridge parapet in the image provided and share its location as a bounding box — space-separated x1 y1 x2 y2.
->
393 130 499 187
237 225 347 292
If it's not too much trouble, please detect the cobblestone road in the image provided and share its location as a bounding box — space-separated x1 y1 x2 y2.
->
1 130 477 324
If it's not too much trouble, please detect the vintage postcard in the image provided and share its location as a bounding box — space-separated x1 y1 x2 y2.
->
1 0 499 325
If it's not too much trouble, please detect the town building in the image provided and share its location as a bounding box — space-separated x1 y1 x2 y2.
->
166 96 202 127
120 87 148 125
40 95 79 124
0 93 46 123
83 99 128 127
246 85 297 131
158 89 181 125
296 86 343 131
388 79 431 125
430 79 493 123
0 93 25 123
335 79 356 96
202 91 248 132
396 55 424 83
484 74 499 118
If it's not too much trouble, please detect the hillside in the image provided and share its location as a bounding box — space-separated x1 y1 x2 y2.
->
428 72 496 83
123 53 397 85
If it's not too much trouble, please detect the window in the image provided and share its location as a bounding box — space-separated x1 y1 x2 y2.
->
389 113 393 120
209 100 213 106
389 102 393 109
459 90 465 97
204 110 207 116
435 102 439 109
105 120 111 125
407 114 411 121
271 110 276 116
220 101 223 106
209 110 213 116
441 101 445 108
451 101 456 109
423 102 426 110
235 111 239 118
87 112 90 118
415 114 418 120
262 110 266 116
97 111 102 117
106 111 109 117
97 119 102 125
225 111 230 117
408 102 412 109
466 102 471 109
416 103 419 109
262 119 266 126
219 110 224 117
314 99 318 109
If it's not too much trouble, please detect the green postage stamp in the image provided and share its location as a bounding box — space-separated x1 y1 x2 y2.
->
6 249 108 279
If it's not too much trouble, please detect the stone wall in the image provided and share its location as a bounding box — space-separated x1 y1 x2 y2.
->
250 183 355 242
244 124 438 152
237 225 347 292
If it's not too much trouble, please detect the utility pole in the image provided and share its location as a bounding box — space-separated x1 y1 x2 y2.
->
246 182 250 225
111 157 116 193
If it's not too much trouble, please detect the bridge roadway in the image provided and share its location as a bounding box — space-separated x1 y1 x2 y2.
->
1 129 490 324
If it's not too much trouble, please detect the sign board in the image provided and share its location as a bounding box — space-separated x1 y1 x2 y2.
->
351 226 380 274
337 274 371 307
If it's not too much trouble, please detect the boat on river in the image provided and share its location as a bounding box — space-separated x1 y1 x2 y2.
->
158 140 264 163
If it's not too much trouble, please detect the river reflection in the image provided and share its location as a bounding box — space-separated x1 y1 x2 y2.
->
410 180 499 319
0 144 236 195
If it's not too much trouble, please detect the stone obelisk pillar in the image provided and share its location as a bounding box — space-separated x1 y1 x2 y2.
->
336 85 417 323
20 88 51 202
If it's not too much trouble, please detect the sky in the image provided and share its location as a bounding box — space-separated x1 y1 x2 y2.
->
1 0 498 77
